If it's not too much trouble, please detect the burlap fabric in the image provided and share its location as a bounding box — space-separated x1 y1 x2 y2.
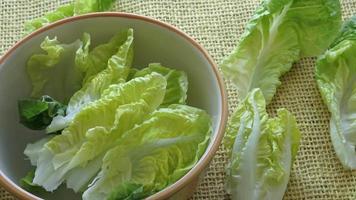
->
1 0 356 199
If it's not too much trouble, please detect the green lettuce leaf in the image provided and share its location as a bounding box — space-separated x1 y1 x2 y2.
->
127 68 139 81
18 95 66 131
20 170 48 194
27 29 130 126
224 88 300 200
25 73 167 192
46 29 134 133
27 36 84 102
24 136 53 167
134 63 188 106
82 104 211 200
315 16 356 169
24 0 117 34
221 0 341 104
107 183 148 200
77 30 132 84
65 101 152 192
24 4 74 34
74 32 91 73
74 0 117 15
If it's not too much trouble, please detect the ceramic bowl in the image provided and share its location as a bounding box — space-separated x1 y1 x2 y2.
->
0 12 227 200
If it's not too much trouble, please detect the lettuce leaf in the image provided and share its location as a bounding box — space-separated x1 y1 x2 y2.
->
77 30 132 84
221 0 341 104
127 68 139 80
20 170 48 194
24 136 53 166
25 73 167 192
18 95 66 131
73 0 117 15
315 16 356 169
27 30 125 102
27 37 84 102
82 104 211 200
134 63 188 106
24 0 117 34
46 29 134 133
65 101 152 192
24 4 74 34
224 88 300 200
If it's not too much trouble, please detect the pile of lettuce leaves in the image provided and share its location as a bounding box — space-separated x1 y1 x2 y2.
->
221 0 342 199
18 28 212 200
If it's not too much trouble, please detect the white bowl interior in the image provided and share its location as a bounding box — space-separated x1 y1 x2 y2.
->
0 15 223 199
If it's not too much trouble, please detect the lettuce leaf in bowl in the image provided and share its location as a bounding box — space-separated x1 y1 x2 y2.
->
224 88 300 200
315 16 356 169
21 25 213 199
134 63 188 106
46 29 134 133
65 101 152 192
25 73 167 192
76 29 133 84
20 170 48 194
221 0 341 104
82 104 211 200
28 29 131 105
18 95 66 130
27 37 83 102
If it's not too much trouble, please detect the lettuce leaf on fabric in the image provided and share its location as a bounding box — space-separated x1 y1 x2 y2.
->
24 4 74 34
221 0 341 104
46 29 134 133
73 0 117 15
82 104 211 200
18 95 66 130
134 63 188 106
24 73 167 192
315 16 356 169
24 0 117 34
224 88 300 200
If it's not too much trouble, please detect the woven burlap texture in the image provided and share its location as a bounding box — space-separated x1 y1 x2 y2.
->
1 0 356 199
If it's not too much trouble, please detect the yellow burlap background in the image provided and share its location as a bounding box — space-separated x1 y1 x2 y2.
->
1 0 355 199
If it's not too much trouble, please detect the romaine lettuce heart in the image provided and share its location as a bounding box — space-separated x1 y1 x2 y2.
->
224 88 300 200
316 16 356 169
